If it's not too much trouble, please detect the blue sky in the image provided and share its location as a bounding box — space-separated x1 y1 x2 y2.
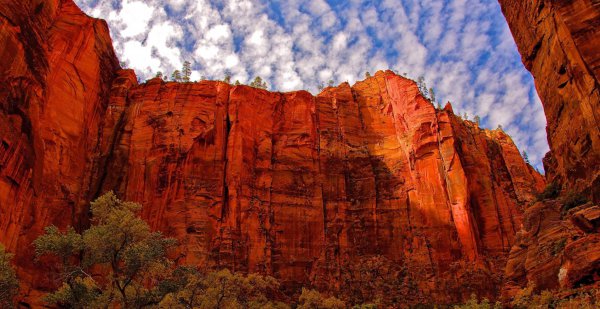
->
74 0 549 170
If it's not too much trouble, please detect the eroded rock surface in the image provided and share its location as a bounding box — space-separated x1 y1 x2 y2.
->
0 0 551 306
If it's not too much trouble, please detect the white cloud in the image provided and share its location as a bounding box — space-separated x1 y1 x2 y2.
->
74 0 549 170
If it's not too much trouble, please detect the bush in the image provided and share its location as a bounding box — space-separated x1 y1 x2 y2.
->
562 191 588 214
454 294 501 309
0 245 19 308
537 182 561 200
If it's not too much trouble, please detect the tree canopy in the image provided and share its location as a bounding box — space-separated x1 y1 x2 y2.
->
34 192 178 308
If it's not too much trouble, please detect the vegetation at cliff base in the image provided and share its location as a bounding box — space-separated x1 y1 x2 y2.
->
0 244 19 308
34 192 178 308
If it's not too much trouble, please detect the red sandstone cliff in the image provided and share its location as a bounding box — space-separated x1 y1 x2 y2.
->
498 0 600 299
0 0 550 306
0 0 120 301
498 0 600 201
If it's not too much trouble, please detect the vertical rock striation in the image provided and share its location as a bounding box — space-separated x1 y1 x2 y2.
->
95 71 544 303
0 0 552 305
498 0 600 298
498 0 600 201
0 0 120 301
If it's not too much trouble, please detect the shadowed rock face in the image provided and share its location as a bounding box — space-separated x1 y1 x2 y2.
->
0 0 550 306
498 0 600 299
498 0 600 202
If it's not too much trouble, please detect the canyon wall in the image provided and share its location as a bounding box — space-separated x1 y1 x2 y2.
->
498 0 600 201
94 71 544 304
498 0 600 298
0 0 557 306
0 0 120 300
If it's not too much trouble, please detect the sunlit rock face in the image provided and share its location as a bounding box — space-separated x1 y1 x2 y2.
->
498 0 600 299
98 71 544 304
0 0 549 305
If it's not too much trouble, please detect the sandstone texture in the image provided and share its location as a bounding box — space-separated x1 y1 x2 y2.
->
498 0 600 299
94 72 544 304
0 0 119 302
0 0 554 306
498 0 600 201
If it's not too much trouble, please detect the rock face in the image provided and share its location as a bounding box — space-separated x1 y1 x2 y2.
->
0 0 119 300
498 0 600 299
0 0 548 306
498 0 600 201
95 72 544 304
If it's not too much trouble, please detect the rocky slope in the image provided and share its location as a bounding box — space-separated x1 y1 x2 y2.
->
498 0 600 300
0 0 566 306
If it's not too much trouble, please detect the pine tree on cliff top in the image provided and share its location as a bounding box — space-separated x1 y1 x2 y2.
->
182 61 192 82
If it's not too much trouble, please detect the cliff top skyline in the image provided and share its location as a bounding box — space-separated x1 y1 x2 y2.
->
74 0 549 170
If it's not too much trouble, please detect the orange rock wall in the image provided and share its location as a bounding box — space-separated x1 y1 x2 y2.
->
0 0 120 299
0 0 548 305
96 71 544 302
498 0 600 298
498 0 600 201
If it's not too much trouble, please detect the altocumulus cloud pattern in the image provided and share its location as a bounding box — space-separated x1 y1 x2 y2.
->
74 0 549 170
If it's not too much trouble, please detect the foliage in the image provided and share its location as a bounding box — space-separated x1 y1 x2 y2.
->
511 283 600 309
522 151 530 164
474 115 481 126
537 181 561 200
337 255 417 307
551 238 567 256
454 294 501 309
0 244 19 308
327 79 335 87
297 288 345 309
250 76 268 89
235 80 241 86
35 192 178 309
224 74 232 84
365 71 371 78
429 87 436 103
160 267 288 309
182 61 192 82
171 70 182 82
561 191 588 214
155 71 163 79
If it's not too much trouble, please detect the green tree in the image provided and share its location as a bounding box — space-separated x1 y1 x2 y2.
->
182 61 192 82
250 76 268 89
161 268 288 309
235 80 241 86
327 79 335 87
0 245 19 308
365 71 371 78
317 82 325 92
224 74 232 84
34 192 178 309
522 151 530 164
297 288 345 309
429 87 436 103
171 70 182 82
155 71 163 79
474 115 481 126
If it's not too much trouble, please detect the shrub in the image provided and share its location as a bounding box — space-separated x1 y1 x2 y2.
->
0 245 19 308
537 182 561 200
562 191 588 214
